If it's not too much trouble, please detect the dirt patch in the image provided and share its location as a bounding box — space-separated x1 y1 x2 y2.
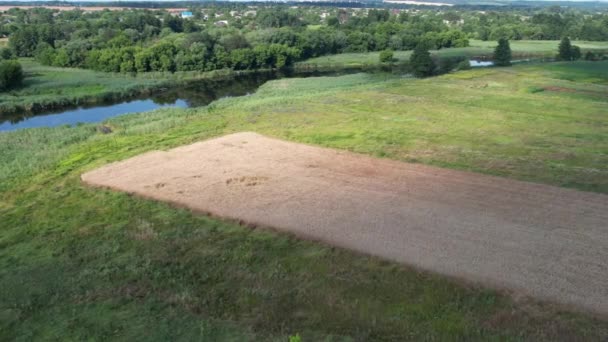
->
544 86 607 96
82 132 608 315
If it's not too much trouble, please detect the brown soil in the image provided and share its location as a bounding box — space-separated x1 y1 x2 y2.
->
82 132 608 315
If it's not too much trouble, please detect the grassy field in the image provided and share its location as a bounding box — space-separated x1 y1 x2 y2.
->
1 61 607 340
299 40 608 68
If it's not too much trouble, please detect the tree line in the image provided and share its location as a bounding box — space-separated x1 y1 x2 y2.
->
0 6 606 77
2 7 470 73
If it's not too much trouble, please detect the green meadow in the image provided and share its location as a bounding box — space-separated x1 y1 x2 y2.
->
299 39 608 68
1 61 608 340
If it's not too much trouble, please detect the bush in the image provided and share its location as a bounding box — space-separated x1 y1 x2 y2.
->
438 56 469 74
584 51 596 61
379 49 394 63
0 60 24 91
527 86 545 94
0 48 13 60
456 58 472 71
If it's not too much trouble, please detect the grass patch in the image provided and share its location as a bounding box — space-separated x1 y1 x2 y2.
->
1 61 608 340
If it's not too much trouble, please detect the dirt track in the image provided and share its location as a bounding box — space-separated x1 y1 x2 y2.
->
82 132 608 314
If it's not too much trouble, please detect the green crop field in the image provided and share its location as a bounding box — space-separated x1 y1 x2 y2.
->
1 61 608 340
299 40 608 68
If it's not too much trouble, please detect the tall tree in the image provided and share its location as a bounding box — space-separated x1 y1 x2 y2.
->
558 36 573 61
409 44 435 77
493 38 511 67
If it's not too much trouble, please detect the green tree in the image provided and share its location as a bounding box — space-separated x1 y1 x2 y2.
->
379 49 394 63
409 44 435 78
584 51 596 61
327 17 339 27
0 48 14 60
558 36 572 61
34 42 55 65
9 26 38 57
163 14 183 33
493 38 512 67
570 45 581 61
0 60 24 91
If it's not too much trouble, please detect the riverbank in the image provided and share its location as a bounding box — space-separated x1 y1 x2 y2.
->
6 40 607 118
1 61 607 340
0 60 263 117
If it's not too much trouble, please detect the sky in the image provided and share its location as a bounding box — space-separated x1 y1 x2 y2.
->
6 0 608 2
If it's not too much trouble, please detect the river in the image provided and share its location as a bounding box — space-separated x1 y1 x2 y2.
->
0 70 339 132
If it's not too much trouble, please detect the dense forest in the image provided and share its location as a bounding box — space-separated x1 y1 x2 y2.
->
0 5 606 74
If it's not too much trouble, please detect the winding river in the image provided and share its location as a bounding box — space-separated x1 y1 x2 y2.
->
0 70 341 132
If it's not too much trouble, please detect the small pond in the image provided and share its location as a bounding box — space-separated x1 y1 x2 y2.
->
469 60 495 67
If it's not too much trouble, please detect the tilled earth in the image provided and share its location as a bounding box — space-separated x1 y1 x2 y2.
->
82 132 608 314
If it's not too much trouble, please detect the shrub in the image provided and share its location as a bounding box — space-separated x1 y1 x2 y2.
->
456 58 472 70
379 49 394 63
584 51 596 61
527 86 545 94
289 334 302 342
0 60 24 91
0 48 13 60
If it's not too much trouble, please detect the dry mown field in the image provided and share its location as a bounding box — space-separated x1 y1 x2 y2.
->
82 132 608 315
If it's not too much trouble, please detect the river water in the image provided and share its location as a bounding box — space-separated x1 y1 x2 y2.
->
0 70 334 132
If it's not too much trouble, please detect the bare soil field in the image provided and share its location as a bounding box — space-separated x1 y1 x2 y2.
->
82 132 608 315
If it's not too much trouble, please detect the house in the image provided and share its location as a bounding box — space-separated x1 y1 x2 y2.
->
443 19 464 26
181 11 193 19
214 20 229 27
